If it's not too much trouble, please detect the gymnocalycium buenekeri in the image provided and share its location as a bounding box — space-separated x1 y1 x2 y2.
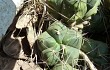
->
37 21 82 67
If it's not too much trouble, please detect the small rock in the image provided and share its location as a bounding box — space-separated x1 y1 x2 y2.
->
12 0 24 8
0 0 16 36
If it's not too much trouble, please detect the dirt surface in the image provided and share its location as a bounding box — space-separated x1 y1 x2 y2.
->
0 54 42 70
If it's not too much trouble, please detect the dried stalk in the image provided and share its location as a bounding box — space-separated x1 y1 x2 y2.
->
79 50 97 70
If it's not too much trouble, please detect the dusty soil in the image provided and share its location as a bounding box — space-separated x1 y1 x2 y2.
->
0 54 42 70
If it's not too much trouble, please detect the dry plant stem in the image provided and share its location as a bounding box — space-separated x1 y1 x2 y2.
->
38 4 46 36
79 50 97 70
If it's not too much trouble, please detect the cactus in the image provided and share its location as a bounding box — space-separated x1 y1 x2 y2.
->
46 0 87 23
52 62 78 70
37 0 107 69
84 11 106 33
61 45 79 65
65 0 87 22
37 21 82 67
81 38 109 65
42 45 61 66
46 0 101 24
84 0 101 18
46 0 63 19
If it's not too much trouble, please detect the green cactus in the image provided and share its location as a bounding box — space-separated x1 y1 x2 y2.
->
81 38 109 65
52 62 78 70
46 0 101 25
61 45 79 65
66 0 87 22
38 32 59 51
46 0 63 19
85 11 105 33
37 21 82 66
62 29 82 49
85 0 101 18
42 45 61 66
38 0 102 69
47 21 68 44
46 0 87 23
